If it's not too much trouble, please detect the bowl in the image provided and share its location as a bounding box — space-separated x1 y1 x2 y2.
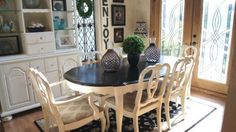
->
27 27 45 32
23 0 41 8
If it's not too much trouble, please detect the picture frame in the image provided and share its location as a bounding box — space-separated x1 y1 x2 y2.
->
59 35 75 48
112 5 126 26
113 0 124 3
52 0 67 11
114 28 124 43
0 36 20 56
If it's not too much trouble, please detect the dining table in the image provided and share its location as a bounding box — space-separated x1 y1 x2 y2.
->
64 55 178 132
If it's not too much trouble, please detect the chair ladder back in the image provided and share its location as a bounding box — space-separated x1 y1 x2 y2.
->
86 51 103 64
135 63 170 109
184 46 199 61
62 58 80 74
182 57 195 87
168 58 188 94
29 68 55 110
29 68 49 109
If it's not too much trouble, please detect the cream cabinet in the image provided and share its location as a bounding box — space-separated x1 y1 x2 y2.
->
21 32 55 54
17 0 56 55
1 62 35 111
0 52 80 117
53 0 77 49
0 0 80 118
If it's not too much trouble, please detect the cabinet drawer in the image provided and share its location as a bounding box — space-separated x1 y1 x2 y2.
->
30 59 45 73
45 57 58 72
24 43 55 54
23 32 54 44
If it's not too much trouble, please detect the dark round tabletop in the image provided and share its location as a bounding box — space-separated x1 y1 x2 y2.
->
64 56 176 86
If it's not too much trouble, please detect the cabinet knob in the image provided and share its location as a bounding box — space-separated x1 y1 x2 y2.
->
40 37 43 40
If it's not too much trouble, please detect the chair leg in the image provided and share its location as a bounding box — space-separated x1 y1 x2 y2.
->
133 116 139 132
100 112 106 132
181 95 186 119
164 99 171 129
42 110 50 132
44 116 50 132
156 107 162 132
186 79 191 99
104 106 110 131
58 125 65 132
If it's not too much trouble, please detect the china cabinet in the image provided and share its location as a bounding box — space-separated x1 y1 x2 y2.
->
0 0 79 119
53 0 77 49
0 0 22 55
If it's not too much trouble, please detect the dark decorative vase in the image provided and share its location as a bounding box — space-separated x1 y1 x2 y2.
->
128 53 140 67
101 49 121 72
144 38 160 63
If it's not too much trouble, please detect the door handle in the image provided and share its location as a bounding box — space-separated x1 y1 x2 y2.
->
191 41 197 46
191 34 197 46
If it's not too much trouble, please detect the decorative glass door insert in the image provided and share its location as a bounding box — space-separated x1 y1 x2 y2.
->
161 0 185 56
198 0 235 83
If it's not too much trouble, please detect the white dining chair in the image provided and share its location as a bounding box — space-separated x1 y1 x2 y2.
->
28 68 106 132
105 63 170 132
163 57 194 129
58 51 84 96
113 47 125 58
182 46 199 98
85 50 104 64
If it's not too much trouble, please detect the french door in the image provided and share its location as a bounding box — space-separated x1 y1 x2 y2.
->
150 0 236 94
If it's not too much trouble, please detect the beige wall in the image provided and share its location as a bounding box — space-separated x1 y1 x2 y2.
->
95 0 150 51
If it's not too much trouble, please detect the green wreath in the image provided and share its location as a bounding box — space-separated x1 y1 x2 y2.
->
77 0 93 19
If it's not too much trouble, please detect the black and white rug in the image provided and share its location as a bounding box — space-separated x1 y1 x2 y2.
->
34 98 216 132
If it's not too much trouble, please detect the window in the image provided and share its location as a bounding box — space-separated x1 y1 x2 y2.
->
74 0 96 60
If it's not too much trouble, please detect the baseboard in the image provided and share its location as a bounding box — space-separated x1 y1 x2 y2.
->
1 103 40 118
192 86 227 99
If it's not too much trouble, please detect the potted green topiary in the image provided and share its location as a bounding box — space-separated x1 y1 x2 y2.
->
122 35 145 66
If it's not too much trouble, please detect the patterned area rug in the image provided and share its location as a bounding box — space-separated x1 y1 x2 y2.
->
34 98 216 132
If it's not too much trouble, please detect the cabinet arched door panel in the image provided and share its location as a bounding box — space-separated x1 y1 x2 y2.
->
3 62 35 110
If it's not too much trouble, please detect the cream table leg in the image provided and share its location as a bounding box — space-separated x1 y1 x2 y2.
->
115 89 123 132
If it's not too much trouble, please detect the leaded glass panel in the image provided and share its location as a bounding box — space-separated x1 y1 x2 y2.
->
161 0 185 57
198 0 235 83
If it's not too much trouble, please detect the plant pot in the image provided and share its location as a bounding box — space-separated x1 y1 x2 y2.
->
128 53 140 67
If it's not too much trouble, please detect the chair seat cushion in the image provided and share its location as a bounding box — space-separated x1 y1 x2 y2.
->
106 92 136 112
57 99 102 124
106 92 149 112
